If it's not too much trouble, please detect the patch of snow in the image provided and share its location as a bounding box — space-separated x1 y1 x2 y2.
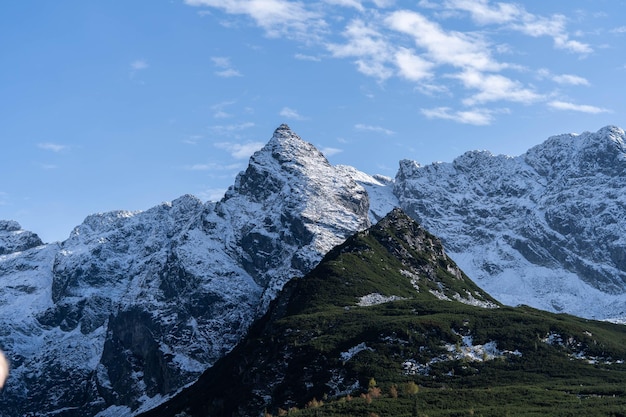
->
452 291 499 309
340 342 373 362
357 293 407 306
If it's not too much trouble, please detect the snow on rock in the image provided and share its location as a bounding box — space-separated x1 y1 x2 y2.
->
357 293 407 306
0 125 372 417
403 335 522 377
340 342 374 362
2 124 626 415
394 125 626 320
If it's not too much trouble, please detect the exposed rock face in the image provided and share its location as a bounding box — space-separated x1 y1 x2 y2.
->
0 220 43 255
2 124 626 416
0 125 370 416
394 125 626 317
138 209 500 417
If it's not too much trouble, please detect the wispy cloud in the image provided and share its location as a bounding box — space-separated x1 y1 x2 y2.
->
538 68 590 86
421 106 497 125
184 162 241 171
130 59 149 70
184 0 326 40
323 0 364 12
211 100 237 118
453 70 543 105
130 59 149 78
444 0 592 54
38 142 67 152
394 47 434 81
215 141 265 159
182 135 203 145
327 19 395 80
279 107 307 120
211 122 255 134
294 53 322 61
197 188 228 202
211 56 242 77
386 10 504 72
548 100 610 114
320 146 343 156
187 1 599 125
551 74 590 86
355 123 395 135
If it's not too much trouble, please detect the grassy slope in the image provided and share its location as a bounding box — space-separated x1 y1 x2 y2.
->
265 212 626 416
141 210 626 417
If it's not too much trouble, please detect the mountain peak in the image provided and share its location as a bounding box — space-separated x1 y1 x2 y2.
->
0 220 44 254
272 123 295 137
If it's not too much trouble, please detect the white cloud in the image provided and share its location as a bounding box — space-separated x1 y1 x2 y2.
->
211 56 242 77
294 53 322 61
394 47 434 81
279 107 307 120
442 1 592 54
215 141 265 159
548 100 610 114
184 0 325 40
386 10 504 72
216 69 243 77
327 19 395 80
185 1 599 126
320 146 342 156
454 70 542 105
421 106 495 125
355 123 395 135
211 56 231 68
38 143 67 152
444 0 521 25
552 74 589 86
510 13 592 54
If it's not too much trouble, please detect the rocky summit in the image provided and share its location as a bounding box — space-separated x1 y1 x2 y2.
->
394 125 626 318
1 124 626 416
0 125 370 416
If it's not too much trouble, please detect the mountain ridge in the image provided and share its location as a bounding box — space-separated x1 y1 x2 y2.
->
139 208 626 417
1 124 626 415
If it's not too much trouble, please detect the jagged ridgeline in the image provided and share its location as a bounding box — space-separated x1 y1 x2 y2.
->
141 209 626 417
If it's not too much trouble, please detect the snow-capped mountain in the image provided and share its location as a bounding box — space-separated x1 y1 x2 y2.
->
0 125 370 416
393 125 626 319
1 123 626 416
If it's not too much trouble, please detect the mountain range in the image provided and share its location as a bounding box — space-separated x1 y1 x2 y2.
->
0 124 625 416
140 208 626 417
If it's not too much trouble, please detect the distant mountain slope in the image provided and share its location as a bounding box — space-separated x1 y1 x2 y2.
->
2 124 626 416
0 125 370 417
394 125 626 319
140 209 626 417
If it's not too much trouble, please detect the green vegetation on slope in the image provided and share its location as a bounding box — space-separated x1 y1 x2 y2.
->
141 209 626 417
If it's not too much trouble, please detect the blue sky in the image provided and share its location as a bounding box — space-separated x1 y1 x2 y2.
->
1 0 625 243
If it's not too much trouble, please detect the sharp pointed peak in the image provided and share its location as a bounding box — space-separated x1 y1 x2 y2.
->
270 123 301 141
